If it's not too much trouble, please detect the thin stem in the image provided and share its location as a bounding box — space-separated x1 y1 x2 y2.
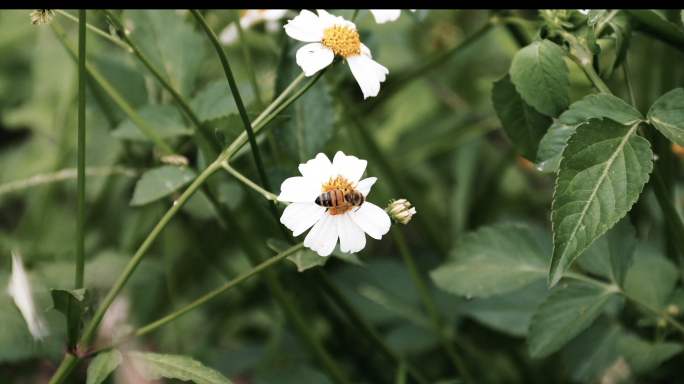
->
623 60 636 109
221 161 287 205
563 272 619 291
80 161 223 348
50 20 175 156
390 226 474 384
89 243 305 355
55 9 131 50
0 167 138 196
75 9 87 289
47 354 81 384
581 60 612 94
234 10 264 109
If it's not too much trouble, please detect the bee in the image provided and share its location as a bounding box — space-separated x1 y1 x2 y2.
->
315 188 365 215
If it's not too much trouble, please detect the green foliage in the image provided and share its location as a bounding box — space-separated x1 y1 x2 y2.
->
49 288 88 349
126 351 234 384
267 239 363 272
587 10 607 26
563 318 620 382
549 118 652 287
86 349 123 384
618 336 683 373
648 88 684 147
624 255 678 311
130 165 196 206
112 104 192 141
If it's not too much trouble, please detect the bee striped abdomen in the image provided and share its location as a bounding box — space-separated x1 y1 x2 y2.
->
315 189 344 207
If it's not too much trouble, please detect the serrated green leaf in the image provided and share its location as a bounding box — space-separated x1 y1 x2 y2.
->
624 256 678 311
492 74 552 161
563 317 620 382
87 349 123 384
126 351 233 384
607 216 636 287
587 25 601 55
122 10 203 98
130 165 196 206
618 336 683 373
549 118 652 287
588 10 607 26
112 105 192 141
510 39 569 118
190 81 254 121
49 288 88 349
528 284 615 358
430 224 548 299
536 94 643 173
648 88 684 146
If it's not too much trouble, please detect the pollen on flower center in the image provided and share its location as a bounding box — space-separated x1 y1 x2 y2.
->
321 25 361 58
321 175 357 215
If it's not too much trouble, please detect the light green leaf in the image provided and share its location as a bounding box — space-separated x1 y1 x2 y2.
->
126 351 233 384
563 318 620 382
510 39 569 118
536 94 643 173
190 81 254 121
122 10 203 98
549 118 652 287
430 223 548 299
648 88 684 147
130 165 196 206
618 336 683 373
112 105 192 141
492 73 552 161
528 284 615 358
607 216 636 287
587 25 601 55
588 10 607 26
87 349 123 384
49 288 88 349
624 256 678 311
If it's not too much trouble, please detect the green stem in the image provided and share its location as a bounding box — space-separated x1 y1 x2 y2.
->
55 9 131 50
50 20 175 156
623 60 636 109
350 9 359 23
313 270 429 384
190 10 271 193
88 243 305 355
0 166 138 196
390 226 474 384
47 354 81 384
581 59 612 94
234 10 263 109
75 9 86 290
102 10 219 158
221 161 287 204
80 161 223 348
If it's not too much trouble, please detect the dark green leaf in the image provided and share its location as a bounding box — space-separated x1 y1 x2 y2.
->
549 118 652 287
49 288 88 349
528 284 615 358
624 256 678 311
536 94 643 173
563 318 620 382
510 39 569 117
87 349 123 384
253 366 332 384
130 165 196 206
607 216 636 287
588 10 607 26
626 10 684 54
492 74 552 161
648 88 684 147
618 336 683 373
587 26 601 55
669 288 684 316
190 81 254 121
126 351 234 384
112 105 192 141
122 10 203 97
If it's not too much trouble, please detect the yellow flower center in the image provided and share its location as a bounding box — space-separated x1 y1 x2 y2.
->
321 175 357 215
321 25 361 58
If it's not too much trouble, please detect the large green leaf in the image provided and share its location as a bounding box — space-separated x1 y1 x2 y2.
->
112 105 192 141
430 224 548 299
190 81 254 121
528 284 615 358
87 349 123 384
509 39 569 118
549 118 652 287
618 336 683 373
492 74 552 161
624 256 678 311
130 165 197 206
536 94 643 173
563 317 620 382
126 351 233 384
49 288 88 349
122 10 203 98
648 88 684 147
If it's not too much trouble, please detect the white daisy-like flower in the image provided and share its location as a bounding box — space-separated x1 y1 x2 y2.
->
369 10 402 24
8 250 49 341
278 151 391 256
219 10 289 44
284 9 389 99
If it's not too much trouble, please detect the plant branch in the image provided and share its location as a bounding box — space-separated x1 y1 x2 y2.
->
55 9 130 50
234 10 263 109
0 167 138 196
221 161 287 205
75 9 86 289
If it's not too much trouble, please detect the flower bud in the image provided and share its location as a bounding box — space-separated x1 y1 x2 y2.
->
386 199 416 225
30 9 54 25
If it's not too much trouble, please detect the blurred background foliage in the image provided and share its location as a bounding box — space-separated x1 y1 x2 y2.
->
1 9 684 384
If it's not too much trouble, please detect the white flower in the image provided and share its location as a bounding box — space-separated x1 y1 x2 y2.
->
369 10 402 24
387 199 417 225
278 151 391 256
578 9 590 15
219 10 289 44
8 250 48 340
284 9 389 99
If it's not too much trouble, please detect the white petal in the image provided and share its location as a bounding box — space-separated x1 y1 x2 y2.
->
355 177 377 197
240 11 260 29
349 202 391 240
338 213 366 253
284 10 324 42
8 251 48 341
219 23 238 45
347 55 381 99
296 43 334 77
299 153 333 183
360 43 372 58
281 202 326 236
332 151 367 184
263 10 288 21
304 213 339 256
277 176 321 202
317 9 355 30
369 59 389 83
370 10 401 24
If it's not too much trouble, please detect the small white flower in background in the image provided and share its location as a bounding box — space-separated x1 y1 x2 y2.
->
278 151 391 256
386 199 417 224
8 250 48 341
284 9 389 99
578 9 590 15
219 10 289 44
369 10 417 24
30 9 54 25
